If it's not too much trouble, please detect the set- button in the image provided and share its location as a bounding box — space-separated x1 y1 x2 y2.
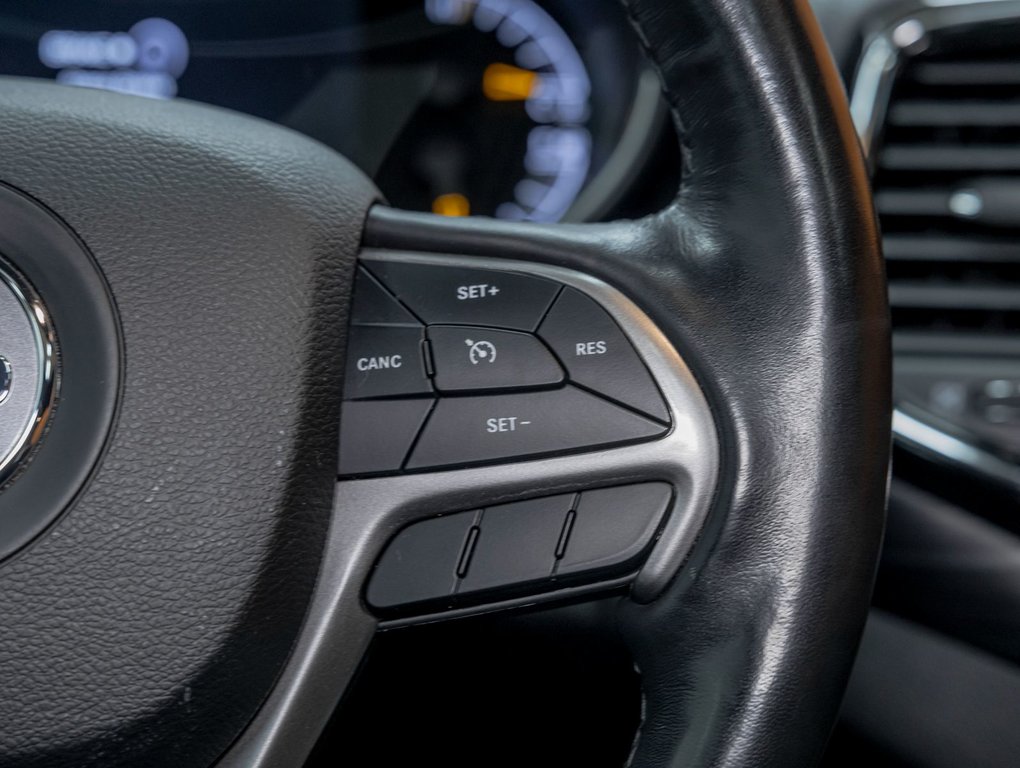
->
406 387 664 469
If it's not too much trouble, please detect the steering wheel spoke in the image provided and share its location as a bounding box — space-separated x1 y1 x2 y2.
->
224 212 721 765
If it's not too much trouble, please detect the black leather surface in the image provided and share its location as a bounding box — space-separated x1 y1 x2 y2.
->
0 79 376 765
366 0 890 766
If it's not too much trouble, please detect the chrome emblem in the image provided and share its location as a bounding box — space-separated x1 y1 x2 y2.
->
0 263 55 486
0 357 10 405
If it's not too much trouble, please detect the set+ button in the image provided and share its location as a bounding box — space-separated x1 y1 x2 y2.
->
364 260 560 330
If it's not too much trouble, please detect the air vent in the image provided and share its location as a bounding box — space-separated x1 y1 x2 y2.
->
875 24 1020 347
865 14 1020 478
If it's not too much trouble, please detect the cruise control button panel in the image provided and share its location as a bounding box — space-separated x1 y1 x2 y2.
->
339 258 672 476
366 483 673 614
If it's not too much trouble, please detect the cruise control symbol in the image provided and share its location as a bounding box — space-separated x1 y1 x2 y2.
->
465 339 497 365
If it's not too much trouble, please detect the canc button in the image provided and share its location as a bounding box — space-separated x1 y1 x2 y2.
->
344 326 432 399
428 325 563 392
406 386 666 469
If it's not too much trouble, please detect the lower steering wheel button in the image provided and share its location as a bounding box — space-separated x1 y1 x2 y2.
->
344 325 432 399
557 483 673 576
339 398 433 476
428 325 564 392
538 287 669 422
406 386 666 469
367 512 476 609
458 494 573 594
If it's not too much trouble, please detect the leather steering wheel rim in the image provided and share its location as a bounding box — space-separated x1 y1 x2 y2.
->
364 1 890 759
0 0 888 766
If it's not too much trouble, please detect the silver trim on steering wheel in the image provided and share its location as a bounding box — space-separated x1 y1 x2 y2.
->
0 261 55 488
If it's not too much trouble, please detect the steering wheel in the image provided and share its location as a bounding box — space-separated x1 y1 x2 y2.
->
0 0 889 765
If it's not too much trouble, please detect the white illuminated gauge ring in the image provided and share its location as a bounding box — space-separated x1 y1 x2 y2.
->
0 263 56 488
39 18 190 100
426 0 593 222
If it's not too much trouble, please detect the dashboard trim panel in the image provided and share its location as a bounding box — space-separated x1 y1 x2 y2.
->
850 0 1020 495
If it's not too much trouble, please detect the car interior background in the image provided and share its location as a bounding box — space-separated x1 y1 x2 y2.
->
0 0 1015 766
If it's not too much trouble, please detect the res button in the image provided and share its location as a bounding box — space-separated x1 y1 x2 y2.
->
538 288 669 422
364 260 560 331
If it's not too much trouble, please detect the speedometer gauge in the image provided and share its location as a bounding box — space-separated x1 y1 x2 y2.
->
376 0 593 222
0 0 662 224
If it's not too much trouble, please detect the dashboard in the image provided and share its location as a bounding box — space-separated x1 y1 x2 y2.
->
0 0 667 223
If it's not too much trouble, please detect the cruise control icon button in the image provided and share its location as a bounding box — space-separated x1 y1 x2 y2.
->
428 325 563 393
344 326 432 399
364 260 560 330
406 386 666 469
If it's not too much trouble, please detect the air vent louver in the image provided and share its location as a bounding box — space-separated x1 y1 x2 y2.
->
877 30 1020 344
